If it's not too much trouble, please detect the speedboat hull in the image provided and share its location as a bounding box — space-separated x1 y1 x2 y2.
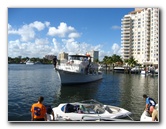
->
140 110 152 121
26 60 34 65
56 69 103 85
51 99 132 121
140 104 159 122
26 62 34 65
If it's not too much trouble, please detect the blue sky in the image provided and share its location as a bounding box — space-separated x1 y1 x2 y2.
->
8 8 134 60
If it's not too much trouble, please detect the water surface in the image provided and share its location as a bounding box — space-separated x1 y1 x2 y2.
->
8 64 159 121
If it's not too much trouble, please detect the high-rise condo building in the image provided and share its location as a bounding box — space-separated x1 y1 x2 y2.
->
121 8 159 66
87 50 99 62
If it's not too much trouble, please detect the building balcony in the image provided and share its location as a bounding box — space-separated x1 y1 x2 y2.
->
122 44 130 47
121 34 130 36
123 51 130 54
121 36 131 39
121 41 130 44
124 45 130 49
121 24 131 27
122 22 131 25
121 33 131 36
122 31 130 34
122 17 131 21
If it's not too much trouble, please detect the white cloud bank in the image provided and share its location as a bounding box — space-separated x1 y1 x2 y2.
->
8 21 121 61
8 21 49 42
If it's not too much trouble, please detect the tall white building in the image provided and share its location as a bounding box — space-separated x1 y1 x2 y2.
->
58 52 68 61
87 50 99 62
121 8 159 66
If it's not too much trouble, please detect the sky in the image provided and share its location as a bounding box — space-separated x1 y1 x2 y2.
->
8 8 134 61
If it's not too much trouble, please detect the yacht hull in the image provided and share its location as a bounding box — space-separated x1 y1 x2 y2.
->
56 69 103 85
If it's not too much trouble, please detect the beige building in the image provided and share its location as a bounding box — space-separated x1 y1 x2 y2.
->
58 52 68 61
121 8 159 66
87 50 99 62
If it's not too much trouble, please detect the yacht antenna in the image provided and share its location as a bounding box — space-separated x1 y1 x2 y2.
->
77 42 80 54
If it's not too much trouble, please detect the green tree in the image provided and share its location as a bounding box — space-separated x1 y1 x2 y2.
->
14 57 21 64
111 54 123 64
102 56 113 70
126 56 138 67
94 58 99 63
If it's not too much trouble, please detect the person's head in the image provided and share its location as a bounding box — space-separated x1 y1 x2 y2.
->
143 94 148 99
38 96 44 103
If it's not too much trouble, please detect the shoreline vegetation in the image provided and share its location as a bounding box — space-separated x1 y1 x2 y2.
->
8 57 53 64
8 54 158 70
8 54 139 66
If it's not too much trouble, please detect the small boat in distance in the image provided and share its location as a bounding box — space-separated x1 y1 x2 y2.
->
25 60 34 65
49 99 133 121
113 66 130 73
56 54 103 85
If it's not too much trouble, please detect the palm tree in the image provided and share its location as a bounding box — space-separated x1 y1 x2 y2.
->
102 56 110 71
126 56 138 67
111 54 123 66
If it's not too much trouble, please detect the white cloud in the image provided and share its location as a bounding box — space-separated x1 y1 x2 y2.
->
29 21 45 31
8 21 122 61
45 21 50 27
111 25 121 30
112 43 121 54
52 38 64 53
68 32 80 38
66 41 78 53
8 39 53 58
8 37 121 61
8 21 46 42
8 24 12 30
47 22 75 37
35 38 49 45
18 25 36 41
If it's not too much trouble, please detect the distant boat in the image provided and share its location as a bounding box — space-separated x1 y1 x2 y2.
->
35 61 42 64
140 67 158 76
140 70 147 76
113 66 130 73
26 60 34 65
154 68 158 75
130 66 141 74
56 54 103 85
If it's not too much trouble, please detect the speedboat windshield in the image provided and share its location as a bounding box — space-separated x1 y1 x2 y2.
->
79 99 104 107
61 100 105 114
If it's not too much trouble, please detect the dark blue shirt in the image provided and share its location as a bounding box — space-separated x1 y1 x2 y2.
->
146 97 156 108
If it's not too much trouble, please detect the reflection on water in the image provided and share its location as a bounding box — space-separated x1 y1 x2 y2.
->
54 80 102 105
8 64 159 121
117 73 158 120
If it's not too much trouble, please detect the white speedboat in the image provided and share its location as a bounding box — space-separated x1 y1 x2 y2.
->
26 60 34 65
140 104 159 122
130 66 141 74
113 66 130 73
50 99 132 121
56 54 103 85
